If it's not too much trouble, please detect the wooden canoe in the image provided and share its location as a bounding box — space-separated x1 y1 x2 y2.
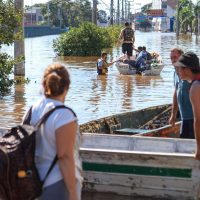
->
80 104 181 138
81 134 198 200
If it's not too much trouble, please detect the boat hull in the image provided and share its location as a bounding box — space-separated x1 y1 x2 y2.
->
115 54 164 76
81 134 198 200
80 104 174 136
115 62 137 75
115 62 164 76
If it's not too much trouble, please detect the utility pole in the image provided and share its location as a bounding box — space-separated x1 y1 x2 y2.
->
122 0 124 22
47 2 50 26
197 1 200 37
117 0 120 24
128 1 130 22
125 0 127 22
92 0 97 25
14 0 25 76
110 0 114 25
176 0 180 37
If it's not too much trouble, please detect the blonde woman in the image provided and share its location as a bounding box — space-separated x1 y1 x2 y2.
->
24 63 82 200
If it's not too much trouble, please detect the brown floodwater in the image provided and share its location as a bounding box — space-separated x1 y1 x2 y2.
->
1 32 199 199
1 32 200 128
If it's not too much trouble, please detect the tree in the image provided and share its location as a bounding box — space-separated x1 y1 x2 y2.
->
193 1 200 35
0 0 22 46
0 0 22 94
41 0 92 27
53 22 121 56
177 0 194 34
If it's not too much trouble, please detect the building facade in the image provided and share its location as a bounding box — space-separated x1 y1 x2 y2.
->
151 0 178 32
24 7 44 26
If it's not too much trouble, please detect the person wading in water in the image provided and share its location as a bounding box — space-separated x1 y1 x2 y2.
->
97 52 115 75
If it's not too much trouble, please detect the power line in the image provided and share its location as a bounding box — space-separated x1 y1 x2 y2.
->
98 0 110 9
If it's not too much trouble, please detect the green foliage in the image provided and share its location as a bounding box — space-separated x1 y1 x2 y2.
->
15 76 30 84
177 0 196 34
41 0 92 28
0 0 23 95
0 0 23 46
0 53 14 94
179 0 194 34
53 23 121 56
106 25 122 45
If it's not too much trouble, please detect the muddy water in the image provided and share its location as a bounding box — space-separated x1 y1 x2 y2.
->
1 32 199 199
0 32 199 128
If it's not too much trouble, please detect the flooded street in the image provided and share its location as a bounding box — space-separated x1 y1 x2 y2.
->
1 32 200 200
0 31 200 127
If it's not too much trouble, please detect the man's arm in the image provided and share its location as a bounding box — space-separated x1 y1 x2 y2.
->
169 88 178 126
104 61 115 68
132 30 135 44
119 29 123 41
190 83 200 160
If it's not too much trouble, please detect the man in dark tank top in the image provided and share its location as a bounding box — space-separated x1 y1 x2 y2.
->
119 22 135 60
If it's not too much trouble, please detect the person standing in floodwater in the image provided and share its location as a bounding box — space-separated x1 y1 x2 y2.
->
169 48 194 139
97 52 115 75
174 52 200 159
119 22 135 60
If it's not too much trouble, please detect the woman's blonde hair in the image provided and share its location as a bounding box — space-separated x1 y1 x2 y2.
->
43 63 70 97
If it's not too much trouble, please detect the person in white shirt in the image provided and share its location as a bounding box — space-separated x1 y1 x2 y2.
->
23 63 82 200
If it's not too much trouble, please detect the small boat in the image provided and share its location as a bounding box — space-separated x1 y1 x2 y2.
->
115 54 164 76
81 134 198 199
80 104 180 138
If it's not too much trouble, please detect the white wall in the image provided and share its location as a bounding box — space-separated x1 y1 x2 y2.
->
152 0 162 9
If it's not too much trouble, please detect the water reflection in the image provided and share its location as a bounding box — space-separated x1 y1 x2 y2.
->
1 32 200 128
13 83 26 123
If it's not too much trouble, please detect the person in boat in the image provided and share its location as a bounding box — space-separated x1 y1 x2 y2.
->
97 52 115 75
142 46 152 61
134 46 143 58
119 22 135 60
134 48 148 72
174 52 200 159
120 47 147 73
169 48 194 139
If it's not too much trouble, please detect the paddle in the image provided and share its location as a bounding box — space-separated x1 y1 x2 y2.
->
136 121 181 138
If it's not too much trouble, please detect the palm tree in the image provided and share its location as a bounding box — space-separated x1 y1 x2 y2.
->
193 0 200 36
178 0 194 35
176 0 194 35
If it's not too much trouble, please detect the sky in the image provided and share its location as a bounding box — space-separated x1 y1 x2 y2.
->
24 0 198 8
24 0 152 7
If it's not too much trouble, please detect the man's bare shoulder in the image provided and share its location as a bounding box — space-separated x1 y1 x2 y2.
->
190 81 200 96
191 80 200 88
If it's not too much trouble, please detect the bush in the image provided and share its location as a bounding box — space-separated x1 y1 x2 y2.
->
53 22 122 56
0 53 15 94
0 0 23 95
106 25 122 45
